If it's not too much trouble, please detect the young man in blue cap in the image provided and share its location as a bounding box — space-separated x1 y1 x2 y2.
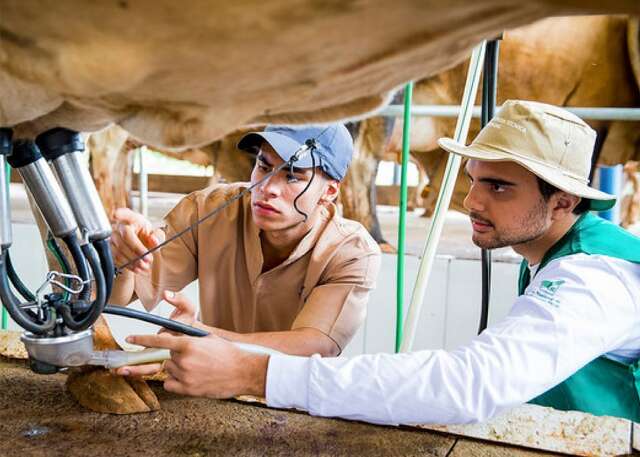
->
110 124 381 377
129 101 640 424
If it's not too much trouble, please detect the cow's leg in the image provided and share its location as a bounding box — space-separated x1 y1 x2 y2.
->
341 117 395 252
413 148 469 218
621 161 640 228
87 125 133 217
597 121 640 166
204 129 255 185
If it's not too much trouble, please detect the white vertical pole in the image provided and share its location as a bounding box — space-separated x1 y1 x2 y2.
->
138 146 148 218
400 41 487 352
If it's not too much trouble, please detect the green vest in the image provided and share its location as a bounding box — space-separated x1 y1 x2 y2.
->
518 212 640 421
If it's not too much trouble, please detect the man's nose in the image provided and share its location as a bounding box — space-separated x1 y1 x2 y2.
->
463 184 485 213
260 173 282 198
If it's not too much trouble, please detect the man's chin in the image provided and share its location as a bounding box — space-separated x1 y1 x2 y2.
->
254 219 280 231
471 234 504 250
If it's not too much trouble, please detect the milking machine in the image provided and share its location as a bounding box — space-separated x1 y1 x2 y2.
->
0 127 314 373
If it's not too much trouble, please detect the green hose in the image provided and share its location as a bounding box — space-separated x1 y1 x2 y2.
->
46 236 71 301
395 81 413 353
2 162 9 329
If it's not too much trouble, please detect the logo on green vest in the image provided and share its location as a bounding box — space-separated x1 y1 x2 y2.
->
526 279 565 306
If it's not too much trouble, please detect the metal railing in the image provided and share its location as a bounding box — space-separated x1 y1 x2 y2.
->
380 105 640 121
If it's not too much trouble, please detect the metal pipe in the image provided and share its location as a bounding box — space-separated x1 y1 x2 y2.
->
597 165 623 223
36 128 112 241
400 41 487 352
379 105 640 121
395 81 413 353
8 141 77 239
49 152 112 240
392 164 401 186
138 146 148 218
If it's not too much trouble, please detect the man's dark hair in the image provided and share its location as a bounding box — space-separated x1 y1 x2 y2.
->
536 177 590 214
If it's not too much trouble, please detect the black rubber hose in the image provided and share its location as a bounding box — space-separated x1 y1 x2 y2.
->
62 235 91 301
6 251 35 302
478 249 491 333
93 239 114 302
478 38 500 335
103 305 209 337
0 250 55 334
60 243 106 331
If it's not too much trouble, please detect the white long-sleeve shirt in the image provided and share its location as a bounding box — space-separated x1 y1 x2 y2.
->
266 254 640 425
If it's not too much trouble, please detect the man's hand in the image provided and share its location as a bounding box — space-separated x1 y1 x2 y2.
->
114 290 205 377
162 290 199 330
110 207 165 274
126 332 269 399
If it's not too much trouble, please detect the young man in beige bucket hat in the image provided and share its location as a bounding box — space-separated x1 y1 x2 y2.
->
128 100 640 425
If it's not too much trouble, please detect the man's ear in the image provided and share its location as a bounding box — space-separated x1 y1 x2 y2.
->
551 192 580 219
321 181 340 205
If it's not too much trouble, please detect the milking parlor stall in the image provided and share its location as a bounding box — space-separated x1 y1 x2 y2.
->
2 2 640 456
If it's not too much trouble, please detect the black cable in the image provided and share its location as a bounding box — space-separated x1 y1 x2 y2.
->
6 251 35 302
478 38 500 335
59 242 106 331
292 149 317 222
103 305 209 337
93 239 114 301
62 235 91 301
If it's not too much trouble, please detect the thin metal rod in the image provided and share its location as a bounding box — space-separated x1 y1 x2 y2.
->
400 41 487 353
395 81 413 353
380 105 640 121
138 146 148 218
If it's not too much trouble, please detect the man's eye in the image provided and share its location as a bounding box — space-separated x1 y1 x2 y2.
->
491 183 506 192
287 174 300 183
257 163 269 172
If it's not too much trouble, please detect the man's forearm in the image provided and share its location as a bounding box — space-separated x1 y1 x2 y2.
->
210 327 339 357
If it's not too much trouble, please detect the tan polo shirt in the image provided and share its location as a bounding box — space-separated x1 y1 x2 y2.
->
113 183 381 350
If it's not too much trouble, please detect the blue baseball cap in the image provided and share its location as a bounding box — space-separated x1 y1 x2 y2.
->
237 124 353 181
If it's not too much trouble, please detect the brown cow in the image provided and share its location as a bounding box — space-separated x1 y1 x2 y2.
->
369 15 640 223
3 2 639 147
621 162 640 228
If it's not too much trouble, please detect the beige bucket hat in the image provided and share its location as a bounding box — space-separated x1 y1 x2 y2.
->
438 99 615 211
